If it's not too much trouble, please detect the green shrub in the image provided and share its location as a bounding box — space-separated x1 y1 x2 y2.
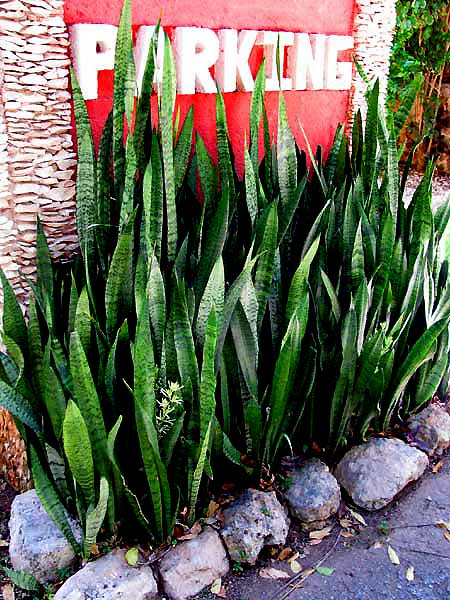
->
1 0 449 555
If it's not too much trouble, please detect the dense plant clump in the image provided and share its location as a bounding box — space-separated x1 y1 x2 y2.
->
1 0 449 555
388 0 449 166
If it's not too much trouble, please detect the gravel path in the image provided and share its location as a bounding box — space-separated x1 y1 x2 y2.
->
404 172 450 210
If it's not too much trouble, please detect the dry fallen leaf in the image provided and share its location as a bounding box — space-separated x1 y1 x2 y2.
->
432 460 444 473
277 547 292 561
287 552 300 563
405 565 414 581
207 500 220 518
339 518 352 528
435 520 450 531
259 567 290 579
125 547 139 566
388 544 400 565
1 584 15 600
290 560 302 574
309 526 333 540
444 531 450 543
309 538 324 546
348 508 367 527
211 577 222 594
178 521 202 541
341 531 354 539
0 539 9 547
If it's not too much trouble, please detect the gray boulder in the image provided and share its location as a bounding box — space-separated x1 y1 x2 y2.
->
284 459 341 527
9 489 82 584
53 549 159 599
335 437 428 510
159 527 229 600
221 489 289 564
408 403 450 455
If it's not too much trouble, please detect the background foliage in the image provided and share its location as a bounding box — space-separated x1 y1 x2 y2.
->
388 0 450 168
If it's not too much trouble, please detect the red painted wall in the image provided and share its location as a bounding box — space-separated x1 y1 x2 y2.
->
64 0 355 172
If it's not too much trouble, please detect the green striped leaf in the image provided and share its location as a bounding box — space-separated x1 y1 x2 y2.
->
286 237 320 326
216 256 259 371
160 34 177 262
249 61 265 175
230 301 258 399
196 133 218 224
174 106 194 194
30 446 80 554
0 270 27 355
147 256 166 360
0 381 41 433
199 308 218 444
63 399 95 507
244 146 258 228
265 314 302 462
70 332 108 478
253 203 278 330
96 110 113 270
172 275 199 396
120 136 137 227
134 23 159 172
216 88 235 198
113 0 132 190
384 319 450 427
134 295 156 420
75 129 97 272
44 365 66 441
320 269 341 323
196 256 225 346
105 215 134 339
144 135 164 259
188 422 211 521
277 93 297 207
193 191 228 309
84 477 109 557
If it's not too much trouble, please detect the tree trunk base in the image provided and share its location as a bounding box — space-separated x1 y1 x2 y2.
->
0 408 31 491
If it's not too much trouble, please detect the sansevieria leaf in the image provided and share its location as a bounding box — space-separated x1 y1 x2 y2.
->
63 399 95 507
30 446 80 554
70 332 108 478
84 477 109 557
160 33 177 262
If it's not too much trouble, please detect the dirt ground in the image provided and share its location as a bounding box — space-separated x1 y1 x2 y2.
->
197 453 450 600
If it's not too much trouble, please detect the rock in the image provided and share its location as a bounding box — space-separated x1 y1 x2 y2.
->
159 527 229 600
407 403 450 456
9 489 82 583
335 438 428 510
53 549 159 599
284 459 341 527
221 489 289 564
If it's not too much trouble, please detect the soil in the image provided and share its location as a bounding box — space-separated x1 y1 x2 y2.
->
196 452 450 600
0 479 21 599
0 454 450 600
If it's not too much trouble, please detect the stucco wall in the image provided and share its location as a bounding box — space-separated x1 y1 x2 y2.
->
0 0 397 300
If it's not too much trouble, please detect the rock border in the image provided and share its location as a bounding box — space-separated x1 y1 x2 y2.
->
9 401 450 599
